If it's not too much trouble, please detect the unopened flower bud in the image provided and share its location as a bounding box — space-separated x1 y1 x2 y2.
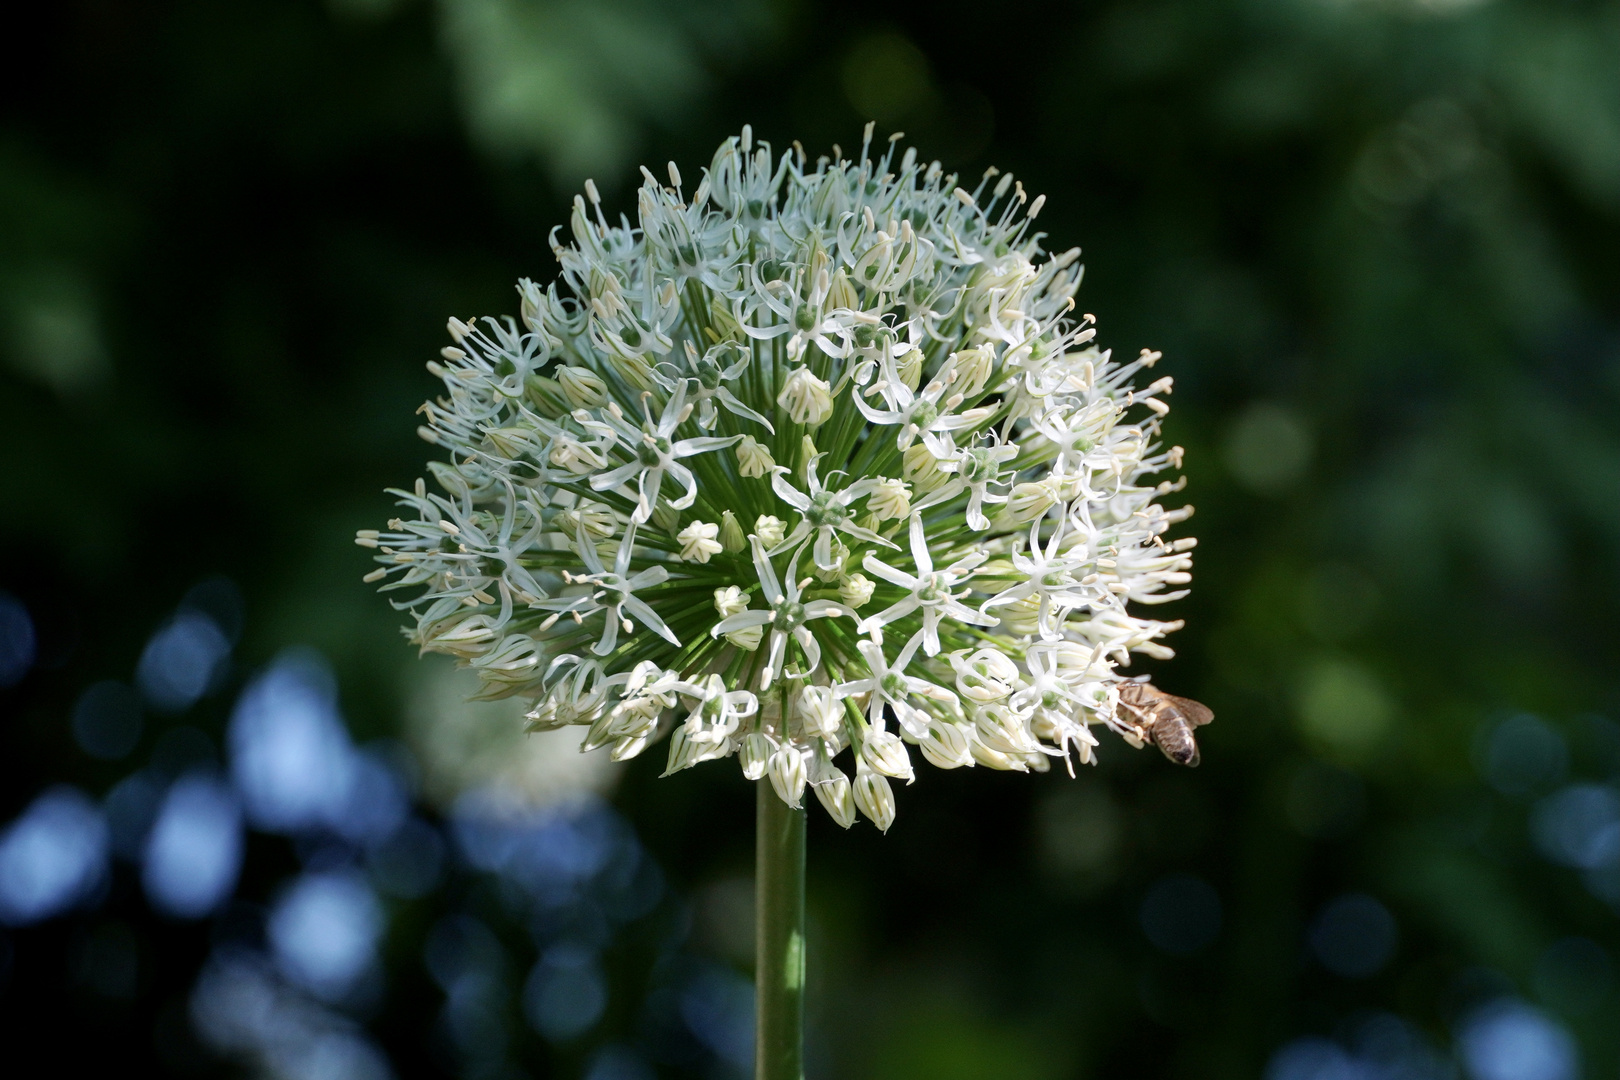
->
651 500 681 535
996 595 1041 637
852 764 896 831
740 732 773 781
608 353 658 391
737 435 775 478
952 648 1020 703
970 738 1030 771
797 435 818 482
768 745 808 808
974 704 1038 755
557 365 608 408
486 428 537 459
549 436 606 475
426 461 470 499
556 501 615 541
755 515 786 549
779 367 833 426
524 698 564 732
426 614 500 656
896 346 923 391
677 521 723 563
473 634 543 685
825 268 859 311
861 729 915 782
1051 473 1086 501
519 286 543 328
839 573 875 609
726 623 764 651
661 726 695 775
813 767 856 828
581 709 616 752
944 346 993 397
867 477 911 522
719 510 746 553
714 585 748 619
798 685 843 739
1003 480 1059 524
1048 640 1104 675
523 374 563 412
918 720 973 769
611 734 649 761
902 443 948 493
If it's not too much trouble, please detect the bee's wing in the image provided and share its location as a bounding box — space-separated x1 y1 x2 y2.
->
1165 695 1214 727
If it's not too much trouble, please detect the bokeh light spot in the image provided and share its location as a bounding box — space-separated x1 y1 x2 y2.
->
1264 1037 1360 1080
0 593 36 688
0 786 108 925
1223 402 1313 495
1296 659 1392 759
269 869 383 1002
137 611 230 713
191 952 394 1080
1530 783 1620 869
841 34 932 124
1346 1011 1452 1078
1267 1014 1453 1080
230 650 405 845
524 942 607 1041
679 963 754 1068
1037 786 1123 880
142 773 243 918
1458 999 1577 1080
72 680 144 760
1477 715 1567 798
1309 893 1397 978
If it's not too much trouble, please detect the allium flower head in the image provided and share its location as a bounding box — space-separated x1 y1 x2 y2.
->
360 125 1197 831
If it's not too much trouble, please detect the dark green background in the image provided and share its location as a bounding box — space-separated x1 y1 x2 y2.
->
3 0 1617 1076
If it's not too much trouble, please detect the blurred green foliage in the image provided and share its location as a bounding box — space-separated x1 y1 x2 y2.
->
2 0 1618 1077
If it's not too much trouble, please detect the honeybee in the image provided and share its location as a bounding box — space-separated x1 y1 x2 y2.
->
1116 681 1214 767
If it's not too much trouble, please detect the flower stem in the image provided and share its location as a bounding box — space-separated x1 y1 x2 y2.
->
755 778 806 1080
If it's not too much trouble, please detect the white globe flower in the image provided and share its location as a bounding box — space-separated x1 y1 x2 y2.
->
362 125 1200 832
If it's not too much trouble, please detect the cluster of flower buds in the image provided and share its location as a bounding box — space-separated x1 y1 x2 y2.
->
360 125 1195 830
